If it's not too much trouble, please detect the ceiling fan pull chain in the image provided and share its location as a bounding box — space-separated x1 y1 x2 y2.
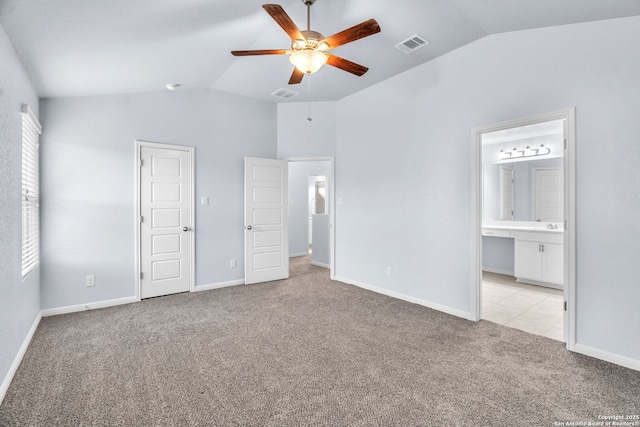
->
307 73 312 121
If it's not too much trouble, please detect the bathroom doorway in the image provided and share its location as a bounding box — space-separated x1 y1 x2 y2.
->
286 157 335 276
472 109 576 350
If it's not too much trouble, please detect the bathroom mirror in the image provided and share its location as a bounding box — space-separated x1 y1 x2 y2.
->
482 120 564 222
309 176 327 215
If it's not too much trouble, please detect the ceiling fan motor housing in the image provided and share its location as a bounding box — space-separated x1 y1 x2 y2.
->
293 30 327 50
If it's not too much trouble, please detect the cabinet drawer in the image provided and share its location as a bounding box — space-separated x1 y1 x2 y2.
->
482 228 511 238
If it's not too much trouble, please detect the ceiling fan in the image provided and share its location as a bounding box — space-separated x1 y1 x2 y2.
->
231 0 381 84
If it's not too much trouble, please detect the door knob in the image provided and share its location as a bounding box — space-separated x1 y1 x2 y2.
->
183 226 190 232
246 225 252 230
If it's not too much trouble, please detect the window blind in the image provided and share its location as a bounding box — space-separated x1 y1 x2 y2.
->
21 104 42 277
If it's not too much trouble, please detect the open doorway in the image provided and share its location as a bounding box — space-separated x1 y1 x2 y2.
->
287 158 335 276
472 109 576 349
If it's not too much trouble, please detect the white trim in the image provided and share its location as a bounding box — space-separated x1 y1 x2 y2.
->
0 312 42 405
310 261 330 269
482 267 514 276
284 157 336 281
289 252 309 258
194 279 245 292
135 140 195 300
573 344 640 372
471 108 576 350
335 276 473 321
41 296 138 317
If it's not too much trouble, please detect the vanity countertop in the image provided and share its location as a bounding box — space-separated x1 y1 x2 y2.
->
482 221 563 236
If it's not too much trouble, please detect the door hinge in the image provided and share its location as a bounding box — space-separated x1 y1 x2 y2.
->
140 272 144 279
564 219 567 230
564 139 567 150
140 216 143 223
139 159 143 167
564 301 567 311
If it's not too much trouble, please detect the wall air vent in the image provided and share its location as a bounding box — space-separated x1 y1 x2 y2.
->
394 34 430 54
270 88 300 100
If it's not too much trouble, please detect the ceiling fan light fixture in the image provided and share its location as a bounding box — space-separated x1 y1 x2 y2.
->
290 49 327 74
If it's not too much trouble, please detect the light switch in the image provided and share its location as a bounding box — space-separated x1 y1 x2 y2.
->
201 196 209 206
337 197 344 206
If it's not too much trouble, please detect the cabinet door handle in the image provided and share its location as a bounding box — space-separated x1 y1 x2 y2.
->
541 244 545 253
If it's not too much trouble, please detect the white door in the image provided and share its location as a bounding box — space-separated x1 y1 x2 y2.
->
500 167 514 221
534 168 563 222
244 157 289 285
140 145 192 299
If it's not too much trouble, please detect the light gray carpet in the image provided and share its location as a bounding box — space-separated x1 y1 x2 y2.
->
1 256 639 426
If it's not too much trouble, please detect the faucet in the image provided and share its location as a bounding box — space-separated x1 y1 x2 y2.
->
547 223 557 229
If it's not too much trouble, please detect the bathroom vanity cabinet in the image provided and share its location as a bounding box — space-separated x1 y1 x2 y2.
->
482 222 563 288
514 231 563 286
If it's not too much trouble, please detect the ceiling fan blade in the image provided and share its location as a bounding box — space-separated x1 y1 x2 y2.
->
289 68 305 85
262 4 305 42
326 54 369 76
231 49 289 56
320 19 381 49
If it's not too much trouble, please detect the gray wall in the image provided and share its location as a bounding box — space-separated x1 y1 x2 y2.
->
333 16 640 361
39 89 277 309
0 26 40 395
311 214 330 267
277 102 336 158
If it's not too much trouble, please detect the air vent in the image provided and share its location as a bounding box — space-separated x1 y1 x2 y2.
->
270 88 300 100
395 34 430 54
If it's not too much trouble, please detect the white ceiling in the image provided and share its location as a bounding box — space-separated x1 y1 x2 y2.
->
2 0 640 103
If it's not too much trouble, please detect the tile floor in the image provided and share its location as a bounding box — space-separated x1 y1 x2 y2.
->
482 271 564 341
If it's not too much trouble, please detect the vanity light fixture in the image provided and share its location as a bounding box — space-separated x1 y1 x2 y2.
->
165 83 180 91
499 144 551 160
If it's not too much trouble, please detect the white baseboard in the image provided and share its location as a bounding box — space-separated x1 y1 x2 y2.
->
334 276 473 321
289 252 309 258
482 267 514 276
41 296 138 317
1 312 42 405
573 343 640 372
194 279 244 292
310 261 330 269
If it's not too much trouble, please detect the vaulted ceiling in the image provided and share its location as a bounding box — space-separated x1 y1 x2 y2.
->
2 0 640 102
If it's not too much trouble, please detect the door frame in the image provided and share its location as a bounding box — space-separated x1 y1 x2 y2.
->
470 108 576 351
285 157 336 280
134 140 195 301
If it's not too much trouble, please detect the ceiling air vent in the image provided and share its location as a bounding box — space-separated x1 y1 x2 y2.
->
270 88 300 100
395 34 430 54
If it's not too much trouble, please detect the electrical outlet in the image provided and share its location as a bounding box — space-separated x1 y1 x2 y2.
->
85 275 95 287
386 266 392 277
201 196 209 206
230 259 237 269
